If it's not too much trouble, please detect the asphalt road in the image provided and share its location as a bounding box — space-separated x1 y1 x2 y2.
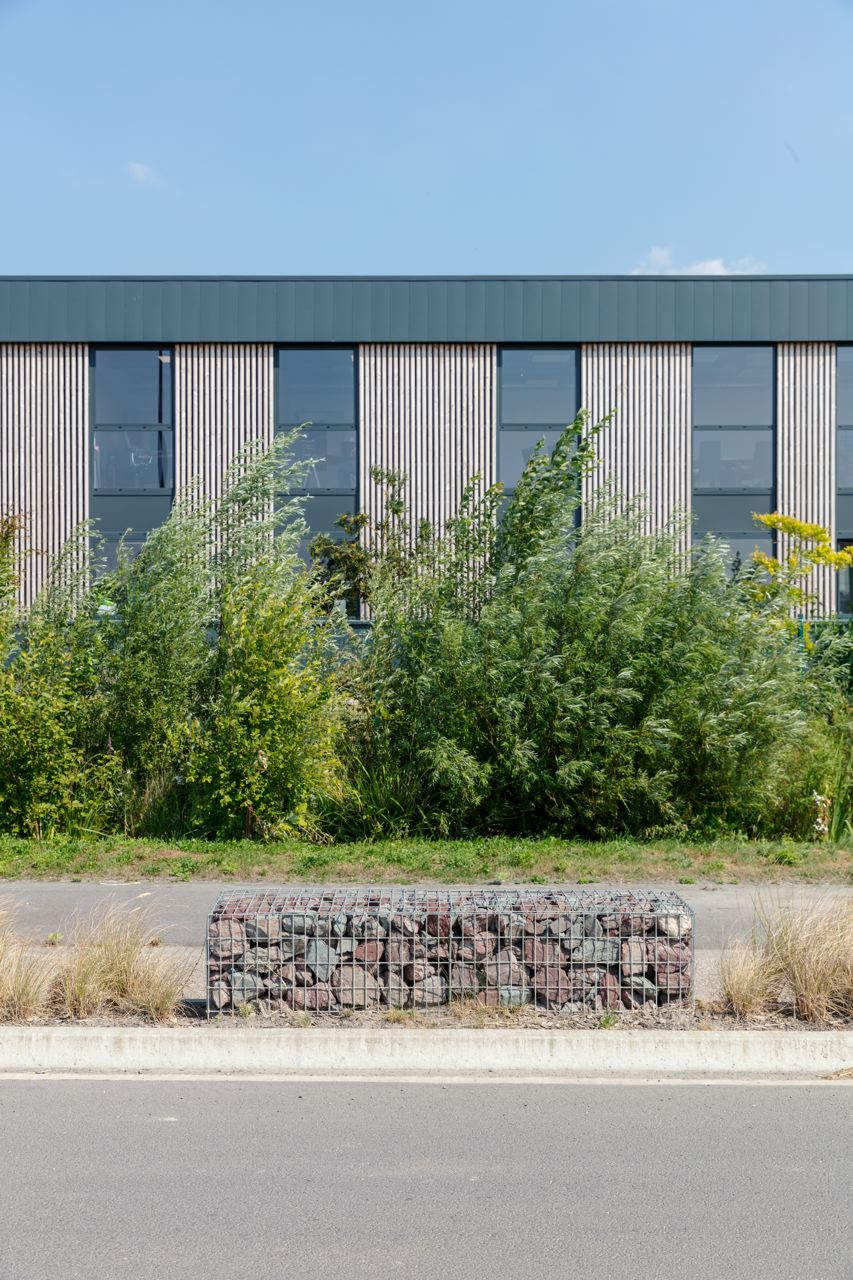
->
0 1080 850 1280
1 880 850 949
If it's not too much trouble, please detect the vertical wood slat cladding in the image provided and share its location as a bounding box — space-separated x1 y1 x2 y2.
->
0 344 88 607
174 345 274 498
581 344 692 544
359 344 497 534
777 343 837 615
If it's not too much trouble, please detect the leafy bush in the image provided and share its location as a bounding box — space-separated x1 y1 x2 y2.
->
330 414 853 840
0 434 346 839
179 556 345 839
0 516 96 836
1 417 850 844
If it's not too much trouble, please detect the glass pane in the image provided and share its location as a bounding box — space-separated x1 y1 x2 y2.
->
287 429 357 491
500 349 577 425
279 348 355 426
839 542 853 614
838 429 853 489
303 494 357 538
499 429 565 489
692 494 773 536
837 348 853 426
291 495 358 563
95 349 171 425
100 538 146 573
838 493 853 534
694 533 774 573
93 430 174 491
693 429 773 490
718 535 775 569
693 347 774 426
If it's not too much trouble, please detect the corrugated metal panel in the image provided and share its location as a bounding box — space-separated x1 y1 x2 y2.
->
776 343 836 615
581 344 691 544
4 277 853 344
174 344 274 498
359 344 496 536
0 344 88 607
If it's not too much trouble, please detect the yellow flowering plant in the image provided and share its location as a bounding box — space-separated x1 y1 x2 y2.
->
750 512 853 613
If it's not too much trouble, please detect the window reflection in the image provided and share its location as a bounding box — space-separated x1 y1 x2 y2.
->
693 430 773 490
720 535 774 571
499 429 565 490
840 541 853 615
693 347 774 426
289 429 357 491
692 347 774 553
500 349 577 425
93 431 173 491
278 348 355 426
94 349 172 426
838 430 853 490
100 537 145 572
837 348 853 426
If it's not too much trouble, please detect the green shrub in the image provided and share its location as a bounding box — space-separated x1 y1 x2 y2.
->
0 433 345 840
180 558 345 839
331 413 853 840
2 416 850 845
0 515 95 836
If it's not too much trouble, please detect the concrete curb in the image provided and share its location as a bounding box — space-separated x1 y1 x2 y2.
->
0 1026 851 1077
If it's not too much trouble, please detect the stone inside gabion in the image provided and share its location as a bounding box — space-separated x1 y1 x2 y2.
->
207 890 693 1015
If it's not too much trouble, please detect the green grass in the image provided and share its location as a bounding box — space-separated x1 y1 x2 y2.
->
0 833 850 884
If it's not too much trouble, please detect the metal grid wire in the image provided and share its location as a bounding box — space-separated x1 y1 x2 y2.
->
206 887 694 1016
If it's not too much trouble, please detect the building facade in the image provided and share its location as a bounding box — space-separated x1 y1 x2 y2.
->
0 275 851 613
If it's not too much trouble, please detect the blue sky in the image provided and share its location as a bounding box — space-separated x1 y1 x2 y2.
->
1 0 852 275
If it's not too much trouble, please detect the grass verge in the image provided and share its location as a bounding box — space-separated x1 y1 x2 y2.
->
0 833 851 884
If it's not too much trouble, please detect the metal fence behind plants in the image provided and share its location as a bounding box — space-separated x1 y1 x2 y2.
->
207 887 694 1016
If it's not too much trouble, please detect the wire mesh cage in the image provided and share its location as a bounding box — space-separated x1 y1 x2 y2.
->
207 887 694 1016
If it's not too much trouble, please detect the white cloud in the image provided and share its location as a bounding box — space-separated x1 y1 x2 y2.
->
631 246 764 276
126 161 160 186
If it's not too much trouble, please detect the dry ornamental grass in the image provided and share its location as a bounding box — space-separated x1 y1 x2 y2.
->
0 902 48 1021
720 900 853 1024
49 906 190 1021
0 899 189 1023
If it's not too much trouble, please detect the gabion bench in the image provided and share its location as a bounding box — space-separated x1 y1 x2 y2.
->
207 887 694 1016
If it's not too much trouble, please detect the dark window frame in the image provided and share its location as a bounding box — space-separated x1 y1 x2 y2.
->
89 348 176 560
275 345 359 506
835 349 853 611
497 345 580 494
837 347 853 498
90 346 175 497
836 346 853 428
691 344 776 547
91 345 174 428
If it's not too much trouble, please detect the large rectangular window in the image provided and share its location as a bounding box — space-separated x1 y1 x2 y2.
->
91 348 175 563
691 346 775 566
837 348 853 611
276 346 358 547
498 348 578 492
